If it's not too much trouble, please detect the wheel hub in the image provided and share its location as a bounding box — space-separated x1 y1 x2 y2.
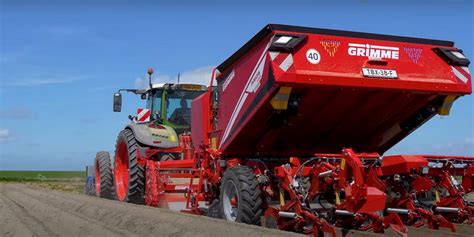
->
115 141 129 201
94 159 101 195
222 180 239 221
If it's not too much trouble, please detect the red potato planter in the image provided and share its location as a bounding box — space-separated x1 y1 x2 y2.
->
91 24 474 236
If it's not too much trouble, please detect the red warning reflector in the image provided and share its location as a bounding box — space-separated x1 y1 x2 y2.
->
137 108 150 122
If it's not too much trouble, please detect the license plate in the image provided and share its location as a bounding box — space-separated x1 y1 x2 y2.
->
362 68 398 79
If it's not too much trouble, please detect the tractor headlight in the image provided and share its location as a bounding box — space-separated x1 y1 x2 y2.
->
420 166 429 174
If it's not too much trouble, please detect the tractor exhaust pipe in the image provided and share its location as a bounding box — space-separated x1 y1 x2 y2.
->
335 210 354 216
278 211 297 219
387 208 410 215
435 207 460 213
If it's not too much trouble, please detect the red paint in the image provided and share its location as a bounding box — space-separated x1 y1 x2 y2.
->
94 158 101 196
381 155 428 176
106 25 474 236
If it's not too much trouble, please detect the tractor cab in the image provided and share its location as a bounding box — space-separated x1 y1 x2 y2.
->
112 68 207 150
145 83 207 134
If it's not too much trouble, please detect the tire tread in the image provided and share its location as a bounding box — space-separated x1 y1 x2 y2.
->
115 129 145 204
95 151 113 199
220 166 262 225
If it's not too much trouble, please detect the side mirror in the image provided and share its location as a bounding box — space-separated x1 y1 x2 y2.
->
141 94 147 100
113 92 122 112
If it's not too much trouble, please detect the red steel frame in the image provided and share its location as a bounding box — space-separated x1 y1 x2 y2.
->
113 25 474 236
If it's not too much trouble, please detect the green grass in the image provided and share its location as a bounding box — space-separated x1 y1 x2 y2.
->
0 170 85 182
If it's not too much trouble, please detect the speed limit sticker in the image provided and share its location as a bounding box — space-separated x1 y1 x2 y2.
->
306 49 321 64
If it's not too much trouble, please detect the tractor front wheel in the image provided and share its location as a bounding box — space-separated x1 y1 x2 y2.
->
219 166 263 225
94 151 114 199
114 129 145 204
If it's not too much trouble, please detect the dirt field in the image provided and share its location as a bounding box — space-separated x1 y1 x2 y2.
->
1 183 473 237
0 183 299 237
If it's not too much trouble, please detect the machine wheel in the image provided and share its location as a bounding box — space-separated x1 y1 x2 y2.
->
219 165 263 225
207 199 222 219
114 129 145 204
94 151 114 199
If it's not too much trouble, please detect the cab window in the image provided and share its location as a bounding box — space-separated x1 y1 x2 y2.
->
146 90 162 120
165 90 202 126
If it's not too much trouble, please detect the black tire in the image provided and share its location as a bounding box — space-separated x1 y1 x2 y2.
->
207 199 222 219
95 151 114 199
219 166 263 225
114 129 145 204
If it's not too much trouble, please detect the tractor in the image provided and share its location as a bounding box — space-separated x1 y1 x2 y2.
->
94 68 207 202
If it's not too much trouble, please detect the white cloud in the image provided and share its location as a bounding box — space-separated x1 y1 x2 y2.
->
87 86 113 93
464 137 474 147
134 66 213 89
0 128 14 142
9 76 83 87
434 143 453 150
433 137 474 155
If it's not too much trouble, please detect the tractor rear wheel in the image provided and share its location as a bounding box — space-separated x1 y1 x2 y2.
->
114 129 145 204
219 166 263 225
94 151 113 199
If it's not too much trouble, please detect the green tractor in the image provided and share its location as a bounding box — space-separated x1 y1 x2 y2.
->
92 68 207 203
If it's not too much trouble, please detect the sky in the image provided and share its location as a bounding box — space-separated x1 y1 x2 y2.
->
0 0 473 170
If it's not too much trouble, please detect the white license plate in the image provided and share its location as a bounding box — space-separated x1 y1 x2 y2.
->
362 68 398 79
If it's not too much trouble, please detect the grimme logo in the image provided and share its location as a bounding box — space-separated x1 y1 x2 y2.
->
404 47 422 64
320 39 340 57
348 43 399 60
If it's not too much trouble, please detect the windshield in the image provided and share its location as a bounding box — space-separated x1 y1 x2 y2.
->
165 90 203 126
146 90 162 120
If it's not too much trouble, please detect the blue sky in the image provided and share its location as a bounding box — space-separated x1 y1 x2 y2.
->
0 0 473 170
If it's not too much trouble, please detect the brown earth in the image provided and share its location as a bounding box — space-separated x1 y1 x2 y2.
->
1 183 473 237
0 183 300 237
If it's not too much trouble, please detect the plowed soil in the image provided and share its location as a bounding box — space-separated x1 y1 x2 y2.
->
0 183 299 237
1 183 473 237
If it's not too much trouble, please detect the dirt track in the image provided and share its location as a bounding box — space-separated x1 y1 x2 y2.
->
2 183 473 237
0 183 299 237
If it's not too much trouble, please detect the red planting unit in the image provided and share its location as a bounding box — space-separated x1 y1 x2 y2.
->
93 24 473 237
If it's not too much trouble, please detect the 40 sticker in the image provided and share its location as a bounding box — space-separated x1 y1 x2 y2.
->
306 49 321 64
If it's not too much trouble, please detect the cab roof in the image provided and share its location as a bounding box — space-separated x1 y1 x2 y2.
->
145 83 207 92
